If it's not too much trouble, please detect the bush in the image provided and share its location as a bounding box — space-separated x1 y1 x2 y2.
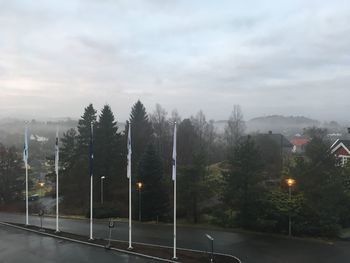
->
85 204 120 219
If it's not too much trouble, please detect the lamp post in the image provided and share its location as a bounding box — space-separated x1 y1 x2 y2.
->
286 178 295 237
101 176 105 205
137 182 143 222
39 182 45 198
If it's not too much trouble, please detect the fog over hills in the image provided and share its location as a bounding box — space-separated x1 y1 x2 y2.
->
0 115 348 148
214 115 348 138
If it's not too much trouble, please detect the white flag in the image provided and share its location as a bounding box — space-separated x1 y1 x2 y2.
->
172 123 177 181
55 128 59 175
23 127 28 163
127 122 132 179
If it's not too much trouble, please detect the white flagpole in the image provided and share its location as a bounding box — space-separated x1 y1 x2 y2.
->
55 127 60 232
89 122 94 240
24 126 29 225
172 122 177 260
127 122 133 249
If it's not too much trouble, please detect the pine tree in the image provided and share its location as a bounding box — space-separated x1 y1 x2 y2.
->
137 144 169 221
177 117 215 223
60 128 77 169
95 105 124 205
77 104 97 152
60 104 96 212
289 133 350 236
129 100 153 180
223 136 264 228
177 119 196 166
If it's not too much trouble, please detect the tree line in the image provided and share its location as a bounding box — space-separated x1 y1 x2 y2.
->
1 101 350 237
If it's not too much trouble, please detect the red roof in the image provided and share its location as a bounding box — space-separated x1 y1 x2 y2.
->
291 138 309 146
334 146 350 156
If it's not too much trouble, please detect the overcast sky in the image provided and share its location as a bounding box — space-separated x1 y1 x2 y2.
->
0 0 349 122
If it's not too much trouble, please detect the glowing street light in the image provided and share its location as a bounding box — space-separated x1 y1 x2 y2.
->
286 178 295 188
39 182 45 198
286 178 296 237
137 182 143 222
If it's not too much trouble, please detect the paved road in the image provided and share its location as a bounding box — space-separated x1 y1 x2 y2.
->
1 212 349 263
0 223 148 263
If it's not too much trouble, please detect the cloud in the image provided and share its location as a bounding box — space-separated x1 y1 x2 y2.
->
0 0 350 121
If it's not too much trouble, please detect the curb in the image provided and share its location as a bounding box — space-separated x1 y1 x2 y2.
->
0 221 242 263
109 238 242 263
0 222 177 263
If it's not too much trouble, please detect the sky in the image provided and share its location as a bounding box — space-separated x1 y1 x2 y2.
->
0 0 350 122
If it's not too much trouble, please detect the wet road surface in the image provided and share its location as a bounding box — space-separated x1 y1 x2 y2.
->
1 212 349 263
0 223 149 263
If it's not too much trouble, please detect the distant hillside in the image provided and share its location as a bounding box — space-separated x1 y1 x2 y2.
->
247 115 320 134
213 115 344 137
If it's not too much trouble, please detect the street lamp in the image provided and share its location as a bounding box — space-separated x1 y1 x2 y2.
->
286 178 295 237
101 176 106 205
137 182 143 222
39 182 45 198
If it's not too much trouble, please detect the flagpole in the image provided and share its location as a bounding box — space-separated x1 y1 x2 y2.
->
128 166 132 249
24 125 29 226
173 175 177 259
172 122 177 260
90 175 93 239
25 161 28 225
127 122 133 249
55 127 60 232
89 122 94 240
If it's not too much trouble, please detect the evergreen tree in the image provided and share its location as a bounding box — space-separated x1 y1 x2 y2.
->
95 105 124 205
60 128 77 169
289 134 350 236
77 104 97 152
177 119 196 166
177 116 216 223
137 144 169 221
129 100 153 180
60 104 96 212
223 136 264 228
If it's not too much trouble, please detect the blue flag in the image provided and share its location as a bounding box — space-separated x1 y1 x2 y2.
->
127 122 132 179
172 123 177 181
89 123 94 177
23 127 28 163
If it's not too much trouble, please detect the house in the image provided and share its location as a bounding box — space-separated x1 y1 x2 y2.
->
253 131 294 155
330 139 350 166
291 137 309 154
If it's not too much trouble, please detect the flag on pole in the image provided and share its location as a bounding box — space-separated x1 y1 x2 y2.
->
89 123 94 177
172 123 177 181
89 122 94 240
24 125 29 225
55 127 60 232
127 122 133 249
172 122 177 260
55 128 59 175
23 127 28 163
127 122 132 179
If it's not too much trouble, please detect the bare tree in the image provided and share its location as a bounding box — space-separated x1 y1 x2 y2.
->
150 104 171 165
170 109 181 124
225 105 246 150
